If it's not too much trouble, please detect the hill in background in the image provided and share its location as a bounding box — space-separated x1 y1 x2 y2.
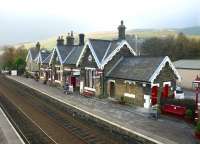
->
14 26 200 50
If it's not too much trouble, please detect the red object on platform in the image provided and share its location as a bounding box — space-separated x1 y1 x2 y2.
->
82 90 94 97
162 104 186 116
151 86 158 105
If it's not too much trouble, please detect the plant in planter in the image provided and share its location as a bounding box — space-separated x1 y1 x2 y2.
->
195 121 200 139
185 109 193 123
119 96 125 105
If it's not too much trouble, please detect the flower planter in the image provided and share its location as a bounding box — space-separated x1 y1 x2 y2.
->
195 131 200 139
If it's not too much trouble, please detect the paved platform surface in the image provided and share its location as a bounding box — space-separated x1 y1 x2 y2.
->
0 107 24 144
8 76 198 144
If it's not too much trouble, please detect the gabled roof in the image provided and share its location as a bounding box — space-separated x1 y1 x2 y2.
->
37 50 51 64
174 59 200 70
76 39 136 69
26 47 40 62
63 45 84 65
43 53 52 64
106 56 181 83
49 44 84 65
30 47 40 60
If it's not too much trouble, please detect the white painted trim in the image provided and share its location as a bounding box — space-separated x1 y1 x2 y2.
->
101 40 136 69
36 52 42 64
55 80 61 83
101 42 112 63
84 87 96 92
76 41 89 67
42 53 51 65
49 47 56 65
106 57 124 76
108 79 115 83
76 40 101 69
49 47 62 65
88 40 101 68
85 67 96 70
25 50 32 62
163 82 171 87
64 68 80 72
151 83 160 88
149 56 181 83
124 93 135 98
63 47 76 63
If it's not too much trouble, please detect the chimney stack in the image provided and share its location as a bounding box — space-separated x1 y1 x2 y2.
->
66 31 74 45
56 36 64 46
118 20 126 40
79 33 85 46
36 42 40 51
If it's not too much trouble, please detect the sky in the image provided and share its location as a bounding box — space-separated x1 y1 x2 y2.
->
0 0 199 45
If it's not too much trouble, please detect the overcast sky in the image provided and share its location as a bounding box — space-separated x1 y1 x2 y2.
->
0 0 199 45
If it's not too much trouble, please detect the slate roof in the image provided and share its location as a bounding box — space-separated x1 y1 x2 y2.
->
174 59 200 70
106 56 165 82
41 51 51 62
64 45 84 65
29 47 39 60
88 39 134 64
57 45 74 62
54 44 84 65
43 53 52 64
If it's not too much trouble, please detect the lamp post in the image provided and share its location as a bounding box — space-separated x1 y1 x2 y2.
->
192 75 200 122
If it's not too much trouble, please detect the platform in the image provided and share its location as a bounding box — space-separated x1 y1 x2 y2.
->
8 76 197 144
0 107 25 144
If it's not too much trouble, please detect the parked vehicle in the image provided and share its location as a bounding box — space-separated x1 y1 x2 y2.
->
174 86 184 99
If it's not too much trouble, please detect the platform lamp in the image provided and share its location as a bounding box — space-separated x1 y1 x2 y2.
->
192 75 200 122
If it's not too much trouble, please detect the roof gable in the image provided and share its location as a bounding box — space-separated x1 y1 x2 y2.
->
76 39 136 69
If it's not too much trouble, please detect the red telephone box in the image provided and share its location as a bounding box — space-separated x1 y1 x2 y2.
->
151 86 158 105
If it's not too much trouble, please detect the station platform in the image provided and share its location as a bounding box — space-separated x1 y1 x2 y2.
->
0 107 25 144
8 76 197 144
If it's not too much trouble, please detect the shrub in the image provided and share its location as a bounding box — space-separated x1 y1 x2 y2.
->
120 96 125 104
196 121 200 132
185 109 193 118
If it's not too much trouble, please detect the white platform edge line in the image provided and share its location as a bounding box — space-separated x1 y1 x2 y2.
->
0 107 26 144
10 77 170 144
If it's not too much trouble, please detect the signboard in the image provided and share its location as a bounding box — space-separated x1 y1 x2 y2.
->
11 70 17 76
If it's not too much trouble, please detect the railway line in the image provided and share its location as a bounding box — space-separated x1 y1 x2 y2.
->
0 75 124 144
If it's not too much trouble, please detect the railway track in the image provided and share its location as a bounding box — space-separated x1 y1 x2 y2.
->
0 75 124 144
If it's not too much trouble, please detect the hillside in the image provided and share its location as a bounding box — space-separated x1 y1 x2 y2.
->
14 26 200 50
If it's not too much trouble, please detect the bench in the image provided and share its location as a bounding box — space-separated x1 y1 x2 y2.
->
162 104 186 116
82 90 95 97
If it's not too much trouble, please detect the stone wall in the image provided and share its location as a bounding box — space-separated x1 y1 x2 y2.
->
107 79 145 107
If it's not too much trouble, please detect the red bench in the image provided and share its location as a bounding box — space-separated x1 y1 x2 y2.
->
162 104 186 116
82 90 95 97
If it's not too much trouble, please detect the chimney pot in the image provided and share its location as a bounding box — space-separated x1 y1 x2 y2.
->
79 33 85 46
118 20 126 40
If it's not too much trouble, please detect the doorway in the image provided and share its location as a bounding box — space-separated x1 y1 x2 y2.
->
151 86 158 106
109 81 115 98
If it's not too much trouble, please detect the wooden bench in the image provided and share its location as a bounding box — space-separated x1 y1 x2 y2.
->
162 104 186 116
